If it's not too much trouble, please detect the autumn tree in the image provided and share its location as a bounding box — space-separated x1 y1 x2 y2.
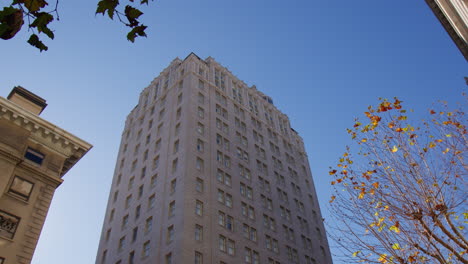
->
0 0 151 51
328 97 467 263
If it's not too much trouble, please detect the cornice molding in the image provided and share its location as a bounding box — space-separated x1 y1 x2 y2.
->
0 97 92 176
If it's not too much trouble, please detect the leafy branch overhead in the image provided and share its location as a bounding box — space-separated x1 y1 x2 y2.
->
95 0 149 43
328 96 467 263
0 0 152 51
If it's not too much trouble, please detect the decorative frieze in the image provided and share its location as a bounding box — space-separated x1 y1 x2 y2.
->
0 210 20 239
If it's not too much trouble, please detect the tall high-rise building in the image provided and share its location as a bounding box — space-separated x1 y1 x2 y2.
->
0 87 92 264
95 53 333 264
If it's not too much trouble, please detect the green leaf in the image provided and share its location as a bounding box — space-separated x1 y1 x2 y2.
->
124 5 143 27
96 0 119 19
20 0 48 12
0 6 19 20
30 12 54 39
0 7 24 40
127 25 147 42
27 33 48 51
0 24 9 37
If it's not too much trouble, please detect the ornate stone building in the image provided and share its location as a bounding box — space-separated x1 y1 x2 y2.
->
95 53 333 264
426 0 468 59
0 87 92 264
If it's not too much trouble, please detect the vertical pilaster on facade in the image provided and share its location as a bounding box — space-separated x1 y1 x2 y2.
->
0 87 92 264
95 53 333 264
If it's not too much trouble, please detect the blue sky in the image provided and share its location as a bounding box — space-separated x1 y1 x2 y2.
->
1 0 466 263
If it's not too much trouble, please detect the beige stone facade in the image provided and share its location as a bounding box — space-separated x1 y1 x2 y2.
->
426 0 468 59
95 53 333 264
0 87 92 264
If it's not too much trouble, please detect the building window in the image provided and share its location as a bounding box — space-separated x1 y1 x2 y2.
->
148 194 155 209
218 211 234 231
240 182 253 200
132 227 138 242
175 123 181 135
129 251 135 264
24 147 44 165
176 107 182 120
157 123 163 134
217 169 232 187
8 176 34 201
242 224 257 242
197 139 204 152
159 109 165 120
118 236 126 252
219 235 227 252
195 200 203 216
195 225 203 241
105 228 111 242
142 240 150 257
151 174 157 188
167 225 174 243
121 215 129 230
135 205 141 220
197 123 204 135
134 144 140 155
177 93 183 104
143 149 148 161
153 156 160 169
172 158 178 173
113 191 118 203
165 253 172 264
138 185 144 199
145 217 153 233
170 179 177 194
227 239 235 255
196 157 204 171
195 251 203 264
169 201 175 217
196 178 204 193
125 194 132 209
0 210 20 239
241 202 255 220
198 93 205 104
109 209 115 222
198 107 205 119
101 250 107 264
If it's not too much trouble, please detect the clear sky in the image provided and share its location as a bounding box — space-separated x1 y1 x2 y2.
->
1 0 466 263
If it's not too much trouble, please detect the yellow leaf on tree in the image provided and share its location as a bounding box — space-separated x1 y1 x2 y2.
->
358 192 365 199
352 251 361 257
378 254 388 263
390 225 400 233
361 138 367 143
429 142 436 148
391 146 398 152
372 182 379 188
392 243 400 250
